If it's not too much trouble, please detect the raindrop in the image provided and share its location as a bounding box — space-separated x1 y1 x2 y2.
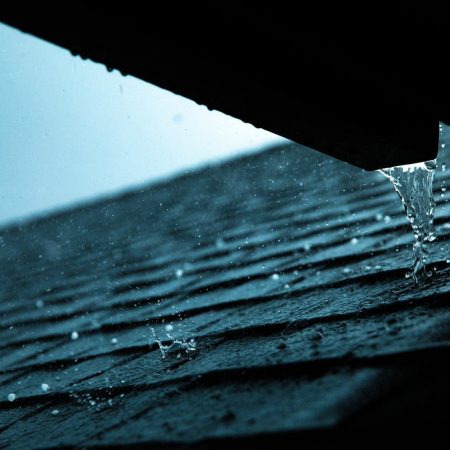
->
7 393 16 402
36 299 44 309
71 331 79 340
41 383 50 392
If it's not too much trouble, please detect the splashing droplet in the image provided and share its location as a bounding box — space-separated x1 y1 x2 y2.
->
150 327 196 359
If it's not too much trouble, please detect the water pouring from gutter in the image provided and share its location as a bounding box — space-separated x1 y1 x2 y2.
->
379 160 437 281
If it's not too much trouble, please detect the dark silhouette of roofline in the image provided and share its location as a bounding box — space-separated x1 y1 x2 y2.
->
0 3 443 169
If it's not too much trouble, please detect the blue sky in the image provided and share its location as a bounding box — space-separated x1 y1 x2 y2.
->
0 23 285 226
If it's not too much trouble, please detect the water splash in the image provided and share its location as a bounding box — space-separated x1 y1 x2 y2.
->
150 327 196 359
379 160 437 281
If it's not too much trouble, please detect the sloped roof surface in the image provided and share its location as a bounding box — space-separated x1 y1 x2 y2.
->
1 141 450 448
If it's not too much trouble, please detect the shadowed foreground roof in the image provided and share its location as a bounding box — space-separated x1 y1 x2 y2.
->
1 141 450 448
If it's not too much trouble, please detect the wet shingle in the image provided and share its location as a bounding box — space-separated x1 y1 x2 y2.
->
1 142 450 448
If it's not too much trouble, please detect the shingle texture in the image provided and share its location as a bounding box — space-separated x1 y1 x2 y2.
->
1 141 450 449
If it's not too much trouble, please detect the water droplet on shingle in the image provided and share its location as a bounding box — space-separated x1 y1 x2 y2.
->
36 299 44 309
7 393 16 402
41 383 50 392
71 331 79 340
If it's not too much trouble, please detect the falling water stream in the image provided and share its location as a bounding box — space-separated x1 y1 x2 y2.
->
379 160 437 281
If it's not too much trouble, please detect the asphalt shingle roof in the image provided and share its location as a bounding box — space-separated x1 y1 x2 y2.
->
1 140 450 448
